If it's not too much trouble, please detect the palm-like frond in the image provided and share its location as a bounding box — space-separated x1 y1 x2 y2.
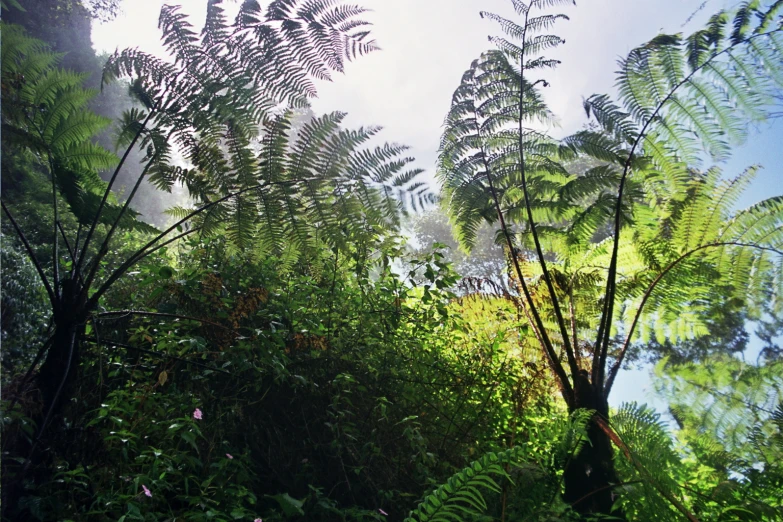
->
1 23 152 233
404 409 592 522
438 49 559 252
102 0 429 260
561 1 783 394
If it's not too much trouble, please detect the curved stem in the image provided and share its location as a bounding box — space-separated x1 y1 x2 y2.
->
81 336 231 374
57 221 75 263
515 23 579 376
48 155 61 301
477 122 574 405
84 181 270 309
2 200 56 306
595 28 783 392
70 223 83 280
595 416 700 522
604 241 783 397
87 226 202 309
76 109 155 273
97 310 241 333
569 286 580 365
82 161 155 292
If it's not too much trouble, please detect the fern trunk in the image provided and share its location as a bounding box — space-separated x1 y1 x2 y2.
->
38 324 82 415
38 281 87 419
563 395 625 520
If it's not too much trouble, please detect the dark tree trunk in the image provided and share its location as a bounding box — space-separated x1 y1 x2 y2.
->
563 413 622 517
563 371 625 519
38 279 89 418
37 321 82 417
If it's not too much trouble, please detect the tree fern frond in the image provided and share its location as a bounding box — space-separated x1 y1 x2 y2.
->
480 11 526 40
404 409 591 522
611 403 685 521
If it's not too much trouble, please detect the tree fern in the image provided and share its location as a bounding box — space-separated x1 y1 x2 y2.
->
1 1 432 472
578 1 783 389
1 23 149 234
439 0 579 413
438 0 783 517
102 0 430 262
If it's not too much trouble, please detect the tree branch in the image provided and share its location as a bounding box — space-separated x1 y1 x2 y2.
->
96 310 241 333
82 159 155 292
87 226 202 309
81 336 231 374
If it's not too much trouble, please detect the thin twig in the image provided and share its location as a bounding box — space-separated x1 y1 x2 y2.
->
96 310 240 333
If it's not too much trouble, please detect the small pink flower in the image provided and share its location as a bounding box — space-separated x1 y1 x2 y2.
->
226 453 233 459
254 519 263 522
378 509 388 516
193 408 203 420
142 484 152 498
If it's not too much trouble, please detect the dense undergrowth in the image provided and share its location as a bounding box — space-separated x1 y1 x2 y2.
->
2 0 783 520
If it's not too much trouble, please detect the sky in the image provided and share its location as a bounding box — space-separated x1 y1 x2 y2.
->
91 0 783 412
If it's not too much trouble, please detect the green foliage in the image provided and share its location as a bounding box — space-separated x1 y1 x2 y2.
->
1 22 153 233
406 449 520 522
436 0 783 518
655 355 783 461
438 0 783 402
3 1 783 521
102 0 433 260
2 235 561 520
0 234 49 378
610 403 686 521
405 410 593 522
656 356 783 520
1 6 431 520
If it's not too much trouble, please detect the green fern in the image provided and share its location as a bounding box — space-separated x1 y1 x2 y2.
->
404 409 592 522
102 0 431 261
437 1 783 516
1 23 152 234
404 449 514 522
655 359 783 519
1 2 432 460
610 403 686 521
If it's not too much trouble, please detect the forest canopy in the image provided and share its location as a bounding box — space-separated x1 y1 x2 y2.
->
1 0 782 521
